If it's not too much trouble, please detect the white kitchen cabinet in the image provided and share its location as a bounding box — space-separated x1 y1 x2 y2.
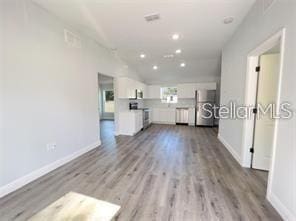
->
118 111 143 136
149 110 153 124
167 109 176 124
135 111 143 132
177 83 196 99
151 107 193 125
188 108 195 126
116 77 147 99
142 84 148 99
152 108 175 124
152 108 159 122
116 77 135 99
147 85 161 99
137 82 148 99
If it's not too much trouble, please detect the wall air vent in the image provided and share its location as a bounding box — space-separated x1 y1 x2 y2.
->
163 54 174 59
64 29 82 48
144 13 160 22
263 0 276 13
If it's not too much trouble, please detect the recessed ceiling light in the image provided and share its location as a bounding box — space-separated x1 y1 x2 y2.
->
140 54 146 58
223 17 234 24
180 62 186 67
172 33 180 40
175 49 182 54
153 65 158 70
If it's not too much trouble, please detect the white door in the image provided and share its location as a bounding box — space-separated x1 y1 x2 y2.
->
252 54 280 171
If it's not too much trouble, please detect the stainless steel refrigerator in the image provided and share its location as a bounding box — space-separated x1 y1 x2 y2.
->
195 90 216 126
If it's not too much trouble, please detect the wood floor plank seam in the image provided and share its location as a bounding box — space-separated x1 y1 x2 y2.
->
0 121 282 221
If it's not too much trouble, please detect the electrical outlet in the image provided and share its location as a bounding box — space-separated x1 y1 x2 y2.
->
46 143 56 151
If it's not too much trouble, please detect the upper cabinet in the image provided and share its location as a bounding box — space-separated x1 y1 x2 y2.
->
138 82 147 98
116 77 148 99
116 77 135 99
116 77 216 100
177 82 217 99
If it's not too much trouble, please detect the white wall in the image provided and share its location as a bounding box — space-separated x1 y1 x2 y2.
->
219 0 296 219
0 0 5 186
0 0 140 193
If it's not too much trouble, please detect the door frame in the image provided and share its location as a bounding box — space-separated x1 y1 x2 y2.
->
241 28 286 195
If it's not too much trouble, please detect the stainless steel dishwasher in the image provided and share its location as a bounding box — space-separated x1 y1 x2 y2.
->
176 108 189 125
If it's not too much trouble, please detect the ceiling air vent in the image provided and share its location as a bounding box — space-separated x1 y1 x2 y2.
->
144 13 160 22
263 0 276 13
64 29 82 48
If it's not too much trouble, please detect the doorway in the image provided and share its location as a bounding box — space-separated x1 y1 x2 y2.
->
242 29 286 198
98 73 116 142
252 49 280 170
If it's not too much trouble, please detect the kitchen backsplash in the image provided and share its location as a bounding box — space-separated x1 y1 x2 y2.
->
144 99 195 108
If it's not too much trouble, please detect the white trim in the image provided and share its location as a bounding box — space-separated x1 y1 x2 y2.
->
0 140 101 198
267 192 296 221
117 131 136 136
242 28 290 220
241 56 259 167
218 133 242 166
242 28 286 168
266 29 286 198
152 122 176 125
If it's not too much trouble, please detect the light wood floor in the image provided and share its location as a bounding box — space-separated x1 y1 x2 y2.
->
0 121 282 221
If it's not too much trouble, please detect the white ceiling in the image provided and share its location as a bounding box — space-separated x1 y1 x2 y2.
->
32 0 256 84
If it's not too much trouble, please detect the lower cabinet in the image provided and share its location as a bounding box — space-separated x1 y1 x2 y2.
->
151 107 195 126
152 108 176 124
118 111 143 136
134 111 143 133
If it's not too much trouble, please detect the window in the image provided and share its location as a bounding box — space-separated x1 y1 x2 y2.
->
161 87 178 103
104 90 114 113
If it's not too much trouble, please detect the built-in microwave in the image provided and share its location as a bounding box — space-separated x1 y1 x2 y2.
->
129 102 138 110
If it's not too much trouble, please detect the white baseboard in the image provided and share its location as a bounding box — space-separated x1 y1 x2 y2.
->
267 192 296 221
152 121 176 125
217 133 242 166
218 134 294 220
0 140 101 198
117 131 134 136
